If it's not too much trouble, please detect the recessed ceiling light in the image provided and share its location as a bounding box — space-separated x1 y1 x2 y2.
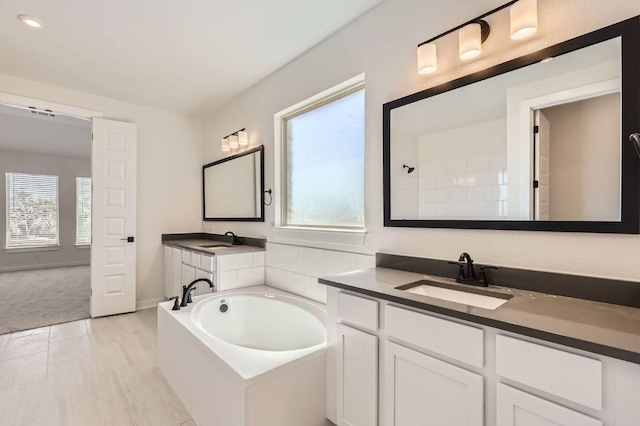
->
18 15 43 29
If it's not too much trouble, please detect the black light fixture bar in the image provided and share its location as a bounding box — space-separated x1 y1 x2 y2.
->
418 0 518 47
223 128 246 140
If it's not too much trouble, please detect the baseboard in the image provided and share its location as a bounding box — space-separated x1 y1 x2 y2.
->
137 297 166 310
0 261 90 273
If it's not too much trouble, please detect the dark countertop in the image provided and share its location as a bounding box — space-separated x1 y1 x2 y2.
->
320 267 640 364
163 239 265 256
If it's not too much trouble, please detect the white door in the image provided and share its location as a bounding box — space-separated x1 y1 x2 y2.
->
384 341 484 426
91 118 137 317
534 110 551 221
496 384 601 426
336 324 378 426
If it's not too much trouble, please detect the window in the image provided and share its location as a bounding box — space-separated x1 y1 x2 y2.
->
6 173 59 248
76 177 92 245
278 78 365 230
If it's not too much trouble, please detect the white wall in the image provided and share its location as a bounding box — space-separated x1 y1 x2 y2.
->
202 0 640 283
0 150 91 271
544 93 621 221
0 73 205 306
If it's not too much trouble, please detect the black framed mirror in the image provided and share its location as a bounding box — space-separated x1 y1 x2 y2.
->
203 145 265 222
383 17 640 234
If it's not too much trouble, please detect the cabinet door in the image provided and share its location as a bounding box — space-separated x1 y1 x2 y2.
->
337 324 378 426
181 264 196 289
171 248 182 297
196 269 214 295
384 341 483 426
496 384 602 426
164 246 173 299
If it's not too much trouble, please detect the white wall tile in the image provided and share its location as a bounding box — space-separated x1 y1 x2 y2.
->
265 243 277 267
419 176 437 189
436 174 456 189
478 170 501 186
276 245 299 272
479 201 501 216
419 203 437 218
437 203 456 217
284 272 310 297
325 251 359 275
457 202 480 216
448 187 467 202
356 254 376 270
426 189 447 203
423 161 445 176
299 247 325 278
237 266 264 287
391 188 418 204
252 251 265 267
218 252 254 272
266 267 286 289
391 202 418 219
308 280 327 304
467 186 491 202
218 270 238 291
491 184 508 201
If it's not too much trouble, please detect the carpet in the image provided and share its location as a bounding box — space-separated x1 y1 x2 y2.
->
0 265 90 335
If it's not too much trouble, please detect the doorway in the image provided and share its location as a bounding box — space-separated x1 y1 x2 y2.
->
0 104 92 333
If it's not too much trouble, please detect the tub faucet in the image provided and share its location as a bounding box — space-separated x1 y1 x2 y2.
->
181 278 214 307
225 231 240 245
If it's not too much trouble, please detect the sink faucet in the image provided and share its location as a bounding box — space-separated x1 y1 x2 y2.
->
458 252 476 281
449 252 498 287
225 231 241 245
180 278 214 307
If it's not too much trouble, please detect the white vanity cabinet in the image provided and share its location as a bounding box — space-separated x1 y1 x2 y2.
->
163 245 265 299
326 287 640 426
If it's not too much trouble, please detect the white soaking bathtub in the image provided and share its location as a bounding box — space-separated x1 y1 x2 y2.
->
158 285 327 426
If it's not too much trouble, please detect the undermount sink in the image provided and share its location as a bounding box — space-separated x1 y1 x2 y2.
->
199 244 232 249
396 280 512 310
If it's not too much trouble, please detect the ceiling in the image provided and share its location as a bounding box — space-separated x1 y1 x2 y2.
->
0 0 384 115
0 104 92 159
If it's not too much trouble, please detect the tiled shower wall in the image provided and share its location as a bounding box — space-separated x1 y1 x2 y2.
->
265 243 375 304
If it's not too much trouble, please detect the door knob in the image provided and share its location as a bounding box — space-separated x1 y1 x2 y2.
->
120 237 135 243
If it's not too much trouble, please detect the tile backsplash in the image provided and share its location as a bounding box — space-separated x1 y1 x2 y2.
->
265 243 375 304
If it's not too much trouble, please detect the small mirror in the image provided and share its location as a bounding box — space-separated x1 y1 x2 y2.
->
203 146 264 221
384 18 640 233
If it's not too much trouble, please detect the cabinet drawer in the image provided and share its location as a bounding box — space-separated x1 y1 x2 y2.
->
497 384 602 426
385 305 484 368
200 255 215 272
337 292 378 332
190 252 201 269
496 335 602 410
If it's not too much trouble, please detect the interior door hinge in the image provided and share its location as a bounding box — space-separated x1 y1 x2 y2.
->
533 180 539 189
533 125 540 134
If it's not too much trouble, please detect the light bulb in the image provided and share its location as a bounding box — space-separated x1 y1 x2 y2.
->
459 23 482 60
417 43 437 75
510 0 538 40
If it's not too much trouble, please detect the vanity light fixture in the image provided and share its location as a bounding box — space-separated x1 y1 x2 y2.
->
510 0 538 40
459 21 490 60
220 128 247 152
416 0 540 75
417 42 438 75
237 130 249 146
18 15 43 29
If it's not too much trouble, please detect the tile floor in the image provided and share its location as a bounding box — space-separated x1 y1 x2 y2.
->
0 308 195 426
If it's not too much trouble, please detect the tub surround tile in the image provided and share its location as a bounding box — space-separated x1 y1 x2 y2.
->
238 267 265 287
277 246 300 272
266 267 286 289
265 244 277 267
308 282 328 304
219 252 254 272
325 251 359 276
299 247 326 278
253 251 265 267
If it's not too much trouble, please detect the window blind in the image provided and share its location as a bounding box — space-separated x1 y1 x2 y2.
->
6 173 59 248
76 177 92 246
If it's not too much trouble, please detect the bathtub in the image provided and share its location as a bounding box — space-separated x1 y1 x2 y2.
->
158 286 327 426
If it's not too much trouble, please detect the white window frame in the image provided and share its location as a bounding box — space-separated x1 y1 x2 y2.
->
273 74 366 242
76 176 92 247
5 172 60 250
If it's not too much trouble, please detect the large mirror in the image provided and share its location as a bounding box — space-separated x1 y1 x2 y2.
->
384 18 640 233
203 145 264 221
